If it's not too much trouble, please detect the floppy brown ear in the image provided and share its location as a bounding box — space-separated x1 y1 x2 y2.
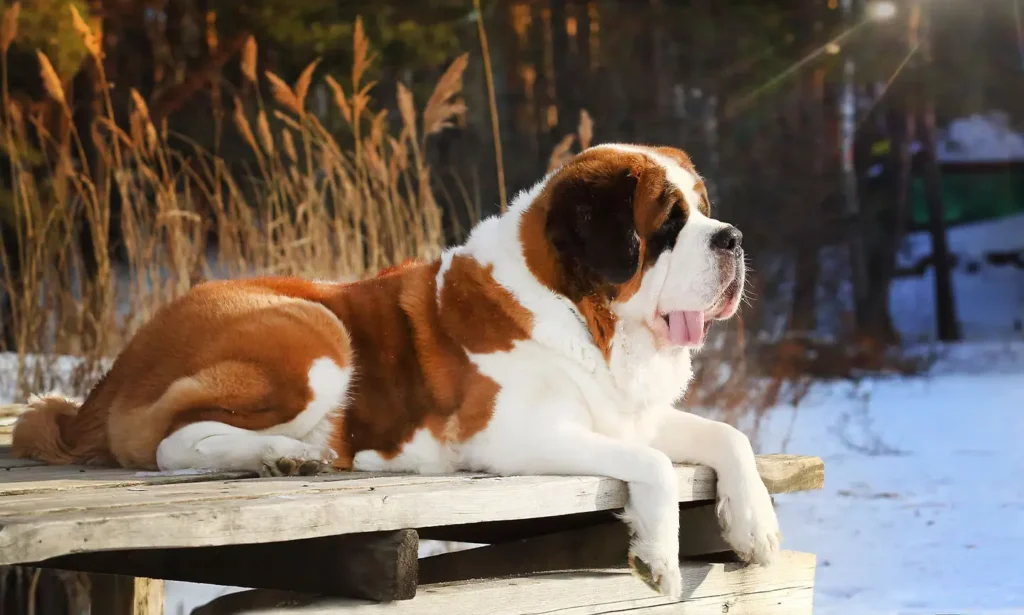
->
545 162 641 296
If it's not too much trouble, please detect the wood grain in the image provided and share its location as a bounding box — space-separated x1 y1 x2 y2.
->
0 455 823 565
88 574 164 615
755 454 825 494
194 551 816 615
0 465 255 496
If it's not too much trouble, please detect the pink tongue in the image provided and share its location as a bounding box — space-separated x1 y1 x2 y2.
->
667 311 705 346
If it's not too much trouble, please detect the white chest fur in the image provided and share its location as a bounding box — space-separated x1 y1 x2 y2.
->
609 320 695 411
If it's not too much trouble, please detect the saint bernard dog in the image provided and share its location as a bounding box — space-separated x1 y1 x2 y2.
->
12 143 780 598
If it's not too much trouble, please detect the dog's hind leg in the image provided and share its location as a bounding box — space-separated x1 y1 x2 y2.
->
146 355 351 475
157 420 336 476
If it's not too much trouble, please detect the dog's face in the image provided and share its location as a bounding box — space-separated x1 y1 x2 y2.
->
543 144 744 349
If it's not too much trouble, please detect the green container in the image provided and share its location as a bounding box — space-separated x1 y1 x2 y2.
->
910 162 1024 229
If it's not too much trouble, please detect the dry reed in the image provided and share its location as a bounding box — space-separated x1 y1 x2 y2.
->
0 9 472 400
472 0 507 213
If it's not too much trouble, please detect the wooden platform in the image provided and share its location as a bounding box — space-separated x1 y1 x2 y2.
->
0 444 824 614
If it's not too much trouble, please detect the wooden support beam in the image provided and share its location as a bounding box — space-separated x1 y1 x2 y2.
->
419 454 823 547
419 503 730 584
88 574 164 615
195 551 816 615
42 530 418 602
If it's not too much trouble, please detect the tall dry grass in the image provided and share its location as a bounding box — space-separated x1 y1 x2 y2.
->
0 8 475 400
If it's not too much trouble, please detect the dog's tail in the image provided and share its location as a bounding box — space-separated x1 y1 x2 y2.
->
11 391 112 465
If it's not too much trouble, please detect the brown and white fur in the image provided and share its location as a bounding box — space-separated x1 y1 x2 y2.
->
12 144 780 598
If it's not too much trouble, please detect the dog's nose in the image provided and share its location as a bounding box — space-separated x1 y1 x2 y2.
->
710 226 743 253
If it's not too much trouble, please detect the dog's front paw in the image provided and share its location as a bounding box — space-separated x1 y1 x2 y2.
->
716 474 782 565
627 538 682 600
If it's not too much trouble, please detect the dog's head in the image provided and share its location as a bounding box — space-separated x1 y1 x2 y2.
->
527 143 744 350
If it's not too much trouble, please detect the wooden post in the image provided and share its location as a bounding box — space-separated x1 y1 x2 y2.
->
89 574 165 615
43 530 419 602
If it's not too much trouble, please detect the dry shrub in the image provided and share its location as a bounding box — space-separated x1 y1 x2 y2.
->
0 12 472 399
547 109 594 173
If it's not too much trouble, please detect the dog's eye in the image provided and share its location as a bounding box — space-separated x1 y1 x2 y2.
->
661 205 685 229
647 204 687 257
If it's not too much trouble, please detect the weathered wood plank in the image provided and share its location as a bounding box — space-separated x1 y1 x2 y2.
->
0 466 255 496
0 454 822 514
193 588 813 615
0 442 252 488
43 530 419 602
193 551 815 615
0 455 823 565
577 590 814 615
0 454 822 501
88 574 164 615
418 504 729 584
755 454 825 494
0 475 655 564
0 471 486 507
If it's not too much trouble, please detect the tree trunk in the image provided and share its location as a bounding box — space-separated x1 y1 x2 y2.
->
854 105 909 346
549 0 575 141
918 0 961 341
919 113 960 340
788 0 825 335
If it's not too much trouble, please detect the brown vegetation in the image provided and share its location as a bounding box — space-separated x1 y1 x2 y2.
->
0 9 475 400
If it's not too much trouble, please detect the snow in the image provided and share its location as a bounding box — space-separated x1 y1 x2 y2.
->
890 213 1024 342
936 112 1024 164
752 340 1024 614
164 582 248 615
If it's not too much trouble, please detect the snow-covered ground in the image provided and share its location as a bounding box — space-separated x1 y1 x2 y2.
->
751 340 1024 615
937 111 1024 164
891 213 1024 342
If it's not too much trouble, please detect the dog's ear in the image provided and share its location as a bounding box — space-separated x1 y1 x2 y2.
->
545 162 641 295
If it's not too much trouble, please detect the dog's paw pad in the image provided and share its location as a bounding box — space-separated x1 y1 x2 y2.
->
628 552 682 600
276 457 299 475
297 459 325 476
260 456 319 477
628 555 661 593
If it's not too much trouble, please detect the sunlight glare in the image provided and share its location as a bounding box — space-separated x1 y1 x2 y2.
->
867 1 897 22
